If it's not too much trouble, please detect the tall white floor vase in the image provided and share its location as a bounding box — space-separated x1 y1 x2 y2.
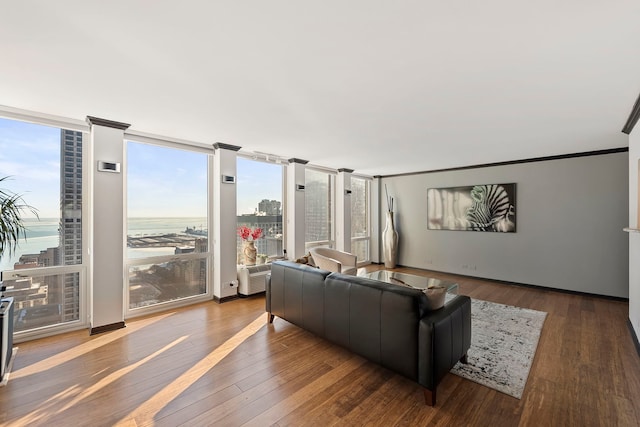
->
382 211 398 268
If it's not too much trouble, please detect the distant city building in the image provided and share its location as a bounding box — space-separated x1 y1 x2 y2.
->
258 199 281 216
350 178 368 238
305 172 333 244
15 245 59 269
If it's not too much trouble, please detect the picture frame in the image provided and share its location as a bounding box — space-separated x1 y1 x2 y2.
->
427 183 516 232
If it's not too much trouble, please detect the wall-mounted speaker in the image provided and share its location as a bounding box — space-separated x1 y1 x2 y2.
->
296 184 305 191
222 175 236 184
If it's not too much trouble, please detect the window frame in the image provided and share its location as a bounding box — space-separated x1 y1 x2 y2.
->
236 154 286 263
304 166 337 251
123 136 214 318
0 110 90 342
350 175 372 265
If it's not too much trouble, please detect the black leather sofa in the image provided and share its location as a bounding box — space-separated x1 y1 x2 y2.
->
265 261 472 405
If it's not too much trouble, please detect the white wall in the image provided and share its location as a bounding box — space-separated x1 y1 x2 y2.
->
629 132 640 337
382 152 629 297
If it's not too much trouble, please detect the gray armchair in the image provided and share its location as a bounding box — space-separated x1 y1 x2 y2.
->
309 247 357 275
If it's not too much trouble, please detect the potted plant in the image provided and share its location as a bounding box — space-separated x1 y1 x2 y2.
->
1 176 38 294
1 177 38 262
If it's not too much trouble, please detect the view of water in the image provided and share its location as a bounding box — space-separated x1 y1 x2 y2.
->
128 217 207 236
0 217 208 271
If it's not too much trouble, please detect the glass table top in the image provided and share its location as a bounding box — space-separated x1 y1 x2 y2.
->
358 270 458 294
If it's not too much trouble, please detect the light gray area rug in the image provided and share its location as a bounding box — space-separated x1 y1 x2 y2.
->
449 298 547 399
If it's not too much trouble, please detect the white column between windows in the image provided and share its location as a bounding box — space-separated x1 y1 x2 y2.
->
213 143 241 301
286 158 308 260
86 116 130 334
336 168 353 253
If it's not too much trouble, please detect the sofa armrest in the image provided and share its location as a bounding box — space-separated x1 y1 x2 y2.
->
417 295 472 390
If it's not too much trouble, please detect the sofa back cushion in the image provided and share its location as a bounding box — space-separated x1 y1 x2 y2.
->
324 274 424 380
269 261 331 337
269 261 428 381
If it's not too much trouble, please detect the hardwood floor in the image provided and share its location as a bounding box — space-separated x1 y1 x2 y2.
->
1 266 639 426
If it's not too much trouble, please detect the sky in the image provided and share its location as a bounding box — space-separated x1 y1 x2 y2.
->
0 117 283 219
0 118 61 218
236 157 282 215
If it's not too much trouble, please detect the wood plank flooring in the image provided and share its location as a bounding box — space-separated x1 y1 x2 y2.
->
1 265 639 426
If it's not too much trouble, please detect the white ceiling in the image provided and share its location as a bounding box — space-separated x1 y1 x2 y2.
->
1 1 639 176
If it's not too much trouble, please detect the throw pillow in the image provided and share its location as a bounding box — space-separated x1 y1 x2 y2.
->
294 254 310 264
294 252 317 267
423 286 446 310
306 252 316 267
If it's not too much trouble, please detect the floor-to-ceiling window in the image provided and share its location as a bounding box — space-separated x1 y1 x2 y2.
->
351 176 371 263
236 156 284 264
305 168 335 250
0 117 86 337
125 140 210 314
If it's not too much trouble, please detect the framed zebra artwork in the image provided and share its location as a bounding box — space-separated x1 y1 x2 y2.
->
427 183 516 232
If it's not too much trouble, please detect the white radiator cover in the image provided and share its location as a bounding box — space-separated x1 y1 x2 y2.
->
237 264 271 296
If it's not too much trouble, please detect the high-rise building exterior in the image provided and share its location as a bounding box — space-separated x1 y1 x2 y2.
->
305 170 333 245
350 177 370 262
59 129 82 322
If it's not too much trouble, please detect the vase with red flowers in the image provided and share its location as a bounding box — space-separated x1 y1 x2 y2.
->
237 226 263 265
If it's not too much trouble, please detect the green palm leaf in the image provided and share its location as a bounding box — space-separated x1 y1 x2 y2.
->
0 176 39 260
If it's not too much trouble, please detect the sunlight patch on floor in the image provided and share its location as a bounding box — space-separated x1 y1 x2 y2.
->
5 384 83 426
57 336 188 412
114 313 266 426
11 311 176 380
6 336 187 427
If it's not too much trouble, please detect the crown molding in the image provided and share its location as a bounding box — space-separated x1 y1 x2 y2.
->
288 158 309 164
213 142 241 151
86 116 131 130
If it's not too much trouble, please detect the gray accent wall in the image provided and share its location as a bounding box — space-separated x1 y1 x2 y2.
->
381 151 629 298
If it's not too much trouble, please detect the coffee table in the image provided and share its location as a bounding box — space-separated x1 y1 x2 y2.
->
358 270 459 294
